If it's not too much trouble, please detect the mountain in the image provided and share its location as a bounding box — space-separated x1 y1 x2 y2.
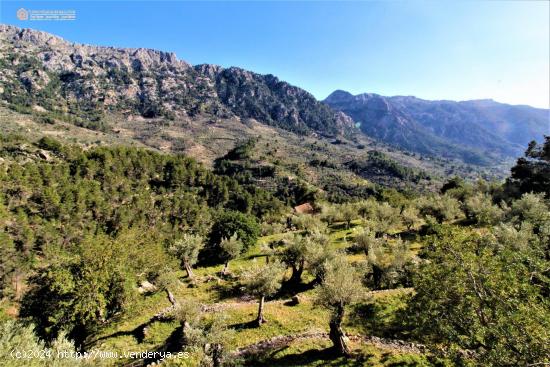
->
0 24 515 188
324 90 549 165
0 24 353 137
3 24 463 196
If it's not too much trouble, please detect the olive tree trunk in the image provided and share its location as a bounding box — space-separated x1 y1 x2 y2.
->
372 264 383 290
256 295 267 326
289 262 304 285
183 261 194 279
329 304 351 356
222 261 229 275
166 289 177 306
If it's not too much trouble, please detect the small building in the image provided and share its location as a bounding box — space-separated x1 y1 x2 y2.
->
293 202 315 215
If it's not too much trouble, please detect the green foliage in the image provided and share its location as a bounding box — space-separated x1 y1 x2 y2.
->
353 228 379 256
168 234 204 277
37 136 64 155
208 210 260 256
240 260 285 298
222 138 257 161
415 194 462 223
401 206 422 230
464 193 504 226
408 226 550 366
316 256 364 312
21 235 134 344
510 192 550 228
505 136 550 198
0 320 90 367
347 151 428 183
365 202 402 236
367 236 414 290
219 234 243 264
290 214 327 234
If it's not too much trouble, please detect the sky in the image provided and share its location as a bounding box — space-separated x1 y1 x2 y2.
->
1 1 549 108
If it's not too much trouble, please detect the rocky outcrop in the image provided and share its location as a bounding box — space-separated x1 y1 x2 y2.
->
0 24 354 137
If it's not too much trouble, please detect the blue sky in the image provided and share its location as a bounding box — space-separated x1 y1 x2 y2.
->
1 1 549 108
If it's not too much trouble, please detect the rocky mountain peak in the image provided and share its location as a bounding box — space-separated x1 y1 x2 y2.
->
324 90 354 104
0 25 354 138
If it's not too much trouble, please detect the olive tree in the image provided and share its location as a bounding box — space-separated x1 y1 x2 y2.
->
173 298 202 346
280 235 310 285
240 260 285 326
316 257 364 356
168 233 204 279
200 315 235 367
155 269 180 306
340 203 358 229
464 193 504 226
416 194 462 224
0 320 89 367
366 202 402 237
291 214 327 234
219 234 242 275
173 311 235 367
354 228 379 257
281 232 330 286
408 226 550 366
401 206 422 231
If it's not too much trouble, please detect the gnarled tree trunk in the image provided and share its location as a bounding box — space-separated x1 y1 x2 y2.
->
166 288 177 306
212 343 223 367
289 262 304 285
183 260 194 279
181 320 191 346
329 304 351 356
222 261 229 275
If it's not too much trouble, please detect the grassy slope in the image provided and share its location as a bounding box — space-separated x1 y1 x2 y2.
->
84 221 432 367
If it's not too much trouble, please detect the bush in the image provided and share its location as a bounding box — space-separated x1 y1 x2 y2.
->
206 210 260 261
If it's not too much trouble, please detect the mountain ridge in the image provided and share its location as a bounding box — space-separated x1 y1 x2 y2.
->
0 24 354 138
324 89 549 164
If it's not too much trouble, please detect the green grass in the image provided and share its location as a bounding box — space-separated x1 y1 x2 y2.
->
82 222 429 366
245 338 433 367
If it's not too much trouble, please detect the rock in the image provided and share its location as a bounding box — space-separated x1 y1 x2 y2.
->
137 280 156 293
37 149 52 161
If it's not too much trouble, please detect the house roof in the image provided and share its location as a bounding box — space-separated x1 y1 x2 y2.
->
294 202 314 214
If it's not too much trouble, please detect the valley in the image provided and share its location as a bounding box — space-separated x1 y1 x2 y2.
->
0 23 548 367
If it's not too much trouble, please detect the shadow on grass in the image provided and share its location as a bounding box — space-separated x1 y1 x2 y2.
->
329 222 360 231
210 278 242 302
275 279 316 299
348 300 412 340
394 229 418 241
142 325 184 366
246 346 364 367
228 320 259 330
90 317 162 345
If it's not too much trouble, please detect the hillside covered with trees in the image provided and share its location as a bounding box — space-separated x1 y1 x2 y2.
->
0 133 548 367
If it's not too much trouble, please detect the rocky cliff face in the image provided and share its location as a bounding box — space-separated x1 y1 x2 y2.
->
0 25 353 136
325 90 549 164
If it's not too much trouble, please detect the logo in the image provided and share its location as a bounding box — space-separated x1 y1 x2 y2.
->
17 8 29 21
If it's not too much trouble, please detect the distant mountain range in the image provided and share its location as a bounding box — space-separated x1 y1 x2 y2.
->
0 24 548 168
324 90 549 164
